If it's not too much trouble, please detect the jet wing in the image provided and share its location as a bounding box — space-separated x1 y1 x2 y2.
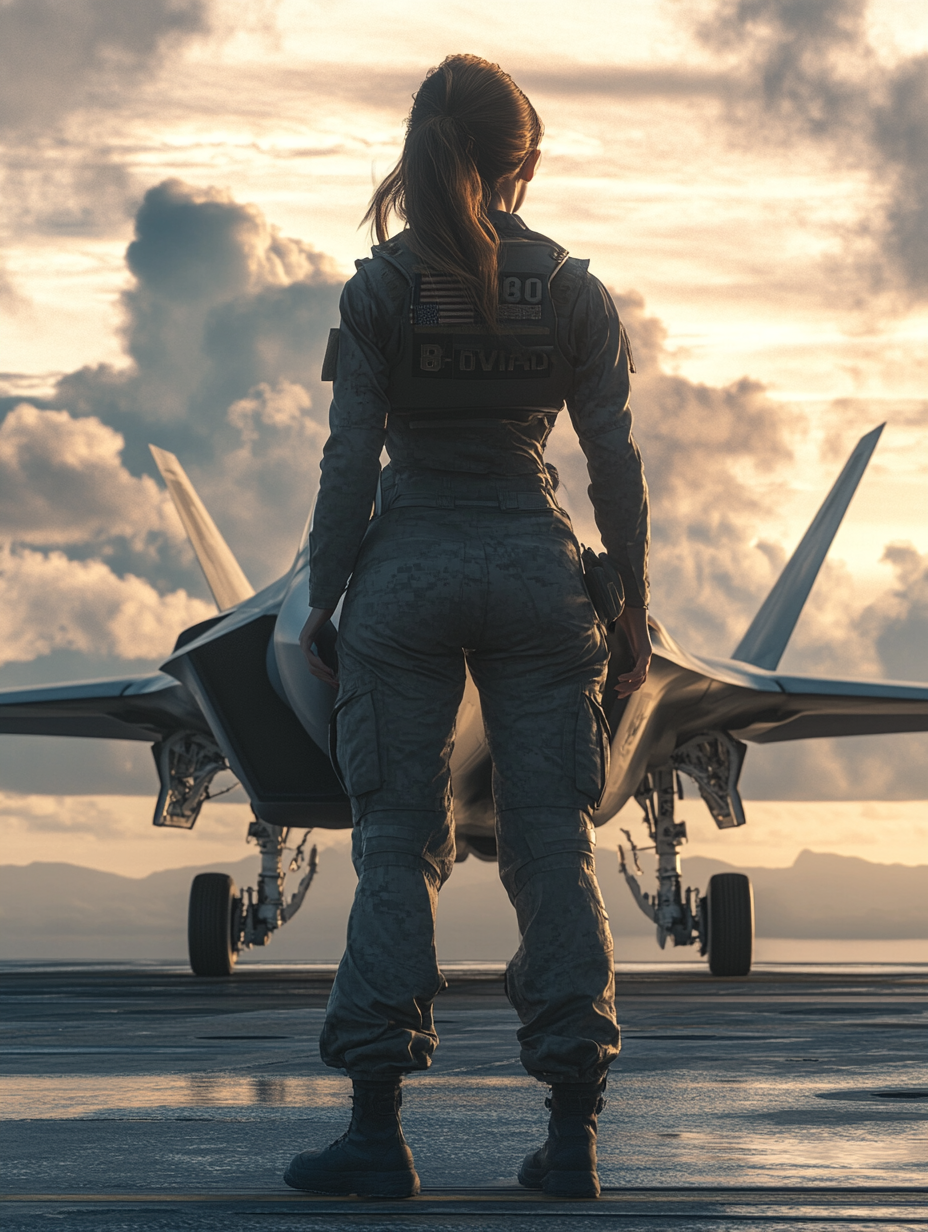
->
602 626 928 823
650 624 928 745
730 670 928 742
0 674 207 742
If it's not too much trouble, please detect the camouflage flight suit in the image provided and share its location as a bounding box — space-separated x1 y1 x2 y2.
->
308 211 649 1084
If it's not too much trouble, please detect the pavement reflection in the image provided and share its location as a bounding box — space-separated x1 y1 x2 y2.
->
1 962 925 1229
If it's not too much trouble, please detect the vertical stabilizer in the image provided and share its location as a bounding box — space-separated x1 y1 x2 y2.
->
731 424 884 670
149 445 255 612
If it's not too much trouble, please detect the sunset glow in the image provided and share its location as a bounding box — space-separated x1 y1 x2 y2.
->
0 0 925 860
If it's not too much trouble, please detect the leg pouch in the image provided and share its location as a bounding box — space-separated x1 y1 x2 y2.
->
329 681 382 797
570 690 611 805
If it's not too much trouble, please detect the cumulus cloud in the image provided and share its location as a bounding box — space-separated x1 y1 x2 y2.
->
0 395 215 680
0 180 341 700
698 0 928 301
0 544 213 666
56 179 343 583
0 403 181 548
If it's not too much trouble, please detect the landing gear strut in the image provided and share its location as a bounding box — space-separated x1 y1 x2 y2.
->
618 734 754 977
186 816 318 977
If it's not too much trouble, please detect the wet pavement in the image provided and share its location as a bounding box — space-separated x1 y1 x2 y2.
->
1 961 926 1229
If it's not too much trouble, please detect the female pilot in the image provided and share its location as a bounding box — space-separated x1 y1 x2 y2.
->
289 53 651 1200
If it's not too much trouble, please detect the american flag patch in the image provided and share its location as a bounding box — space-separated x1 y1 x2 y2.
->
411 272 477 326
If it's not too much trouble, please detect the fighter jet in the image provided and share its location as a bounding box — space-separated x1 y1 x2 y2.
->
1 425 925 977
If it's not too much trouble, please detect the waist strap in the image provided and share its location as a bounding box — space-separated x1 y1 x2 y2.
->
378 471 561 514
388 490 557 511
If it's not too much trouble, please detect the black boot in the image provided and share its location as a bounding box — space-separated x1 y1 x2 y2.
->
518 1079 606 1199
284 1078 420 1197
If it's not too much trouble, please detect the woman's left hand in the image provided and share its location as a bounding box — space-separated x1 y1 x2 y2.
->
299 607 337 688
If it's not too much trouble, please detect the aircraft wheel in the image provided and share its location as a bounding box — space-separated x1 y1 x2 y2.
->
706 872 754 977
188 873 238 977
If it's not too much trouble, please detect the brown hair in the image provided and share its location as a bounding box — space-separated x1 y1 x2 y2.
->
363 54 543 327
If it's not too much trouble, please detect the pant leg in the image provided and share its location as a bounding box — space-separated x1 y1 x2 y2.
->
319 513 468 1079
465 511 620 1084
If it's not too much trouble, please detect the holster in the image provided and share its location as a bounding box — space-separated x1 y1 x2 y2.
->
580 548 625 625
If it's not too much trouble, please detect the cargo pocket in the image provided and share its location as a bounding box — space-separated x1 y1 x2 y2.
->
328 682 382 796
574 690 610 804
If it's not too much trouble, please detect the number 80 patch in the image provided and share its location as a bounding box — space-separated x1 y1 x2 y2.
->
498 272 545 321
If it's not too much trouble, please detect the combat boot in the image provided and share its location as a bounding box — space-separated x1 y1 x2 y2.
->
518 1079 606 1198
283 1078 420 1197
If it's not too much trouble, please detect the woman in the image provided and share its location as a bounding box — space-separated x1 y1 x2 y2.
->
289 54 651 1200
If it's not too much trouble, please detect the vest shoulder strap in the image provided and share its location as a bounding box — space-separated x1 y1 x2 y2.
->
370 233 572 284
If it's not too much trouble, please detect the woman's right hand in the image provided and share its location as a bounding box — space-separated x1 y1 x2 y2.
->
298 607 337 688
614 606 652 698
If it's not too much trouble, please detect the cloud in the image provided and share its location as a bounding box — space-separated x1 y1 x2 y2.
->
0 403 181 548
0 0 207 135
1 177 924 801
0 260 28 310
742 730 928 800
0 179 343 709
0 548 212 664
2 155 138 238
55 179 343 584
0 1 209 244
546 288 928 799
863 543 928 683
697 0 928 301
517 65 732 99
0 544 213 666
550 289 795 655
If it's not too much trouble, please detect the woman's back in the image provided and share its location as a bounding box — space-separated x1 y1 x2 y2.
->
288 55 652 1203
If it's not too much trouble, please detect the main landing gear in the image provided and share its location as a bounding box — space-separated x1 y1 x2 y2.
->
187 817 318 977
618 732 755 977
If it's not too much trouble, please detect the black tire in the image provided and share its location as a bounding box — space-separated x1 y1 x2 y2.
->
188 873 238 977
706 872 754 977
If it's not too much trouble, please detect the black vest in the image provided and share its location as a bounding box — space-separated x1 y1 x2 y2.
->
374 233 577 420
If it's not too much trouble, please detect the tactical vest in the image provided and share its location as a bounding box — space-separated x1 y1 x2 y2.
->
373 234 576 421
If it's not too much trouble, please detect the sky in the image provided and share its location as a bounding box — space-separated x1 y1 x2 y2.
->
0 0 926 878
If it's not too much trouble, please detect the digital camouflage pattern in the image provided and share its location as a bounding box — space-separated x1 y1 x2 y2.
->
320 479 619 1082
309 212 647 1083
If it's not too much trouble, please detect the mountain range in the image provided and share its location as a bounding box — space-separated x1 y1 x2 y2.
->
1 847 925 962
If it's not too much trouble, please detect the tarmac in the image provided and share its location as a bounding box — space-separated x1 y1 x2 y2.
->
1 960 926 1230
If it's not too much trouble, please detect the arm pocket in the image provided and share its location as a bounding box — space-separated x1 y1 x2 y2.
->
328 683 382 796
574 690 610 804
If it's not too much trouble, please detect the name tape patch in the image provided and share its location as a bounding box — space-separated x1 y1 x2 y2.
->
415 338 553 380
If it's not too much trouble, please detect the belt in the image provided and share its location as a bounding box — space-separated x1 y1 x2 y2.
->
387 491 557 511
377 472 561 514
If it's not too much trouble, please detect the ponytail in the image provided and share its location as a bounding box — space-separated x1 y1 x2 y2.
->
363 55 543 328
